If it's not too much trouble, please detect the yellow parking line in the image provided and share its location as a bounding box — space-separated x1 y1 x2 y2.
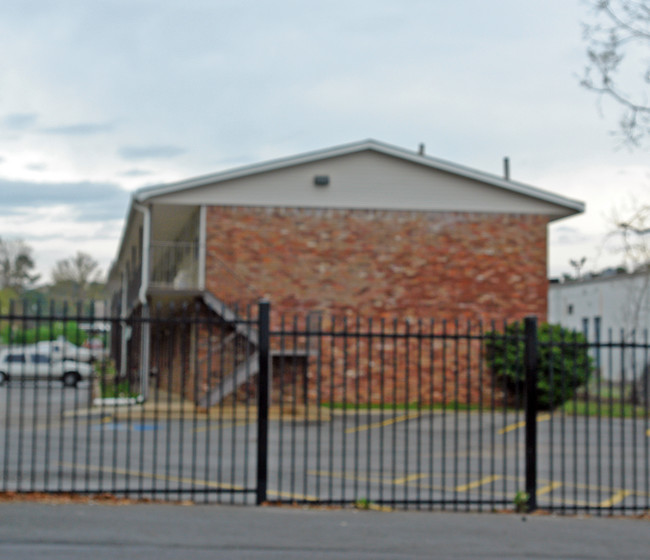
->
498 420 525 435
498 413 551 435
345 411 423 434
308 470 648 506
647 428 650 437
599 490 632 508
537 481 562 496
392 473 428 485
60 462 244 491
455 475 501 492
62 462 320 501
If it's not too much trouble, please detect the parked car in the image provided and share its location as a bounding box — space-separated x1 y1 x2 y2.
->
35 336 97 363
0 348 94 387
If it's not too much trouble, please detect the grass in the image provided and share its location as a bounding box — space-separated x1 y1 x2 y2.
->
562 399 647 419
564 377 649 418
322 394 648 420
322 401 495 413
323 401 480 412
99 379 140 399
95 360 139 399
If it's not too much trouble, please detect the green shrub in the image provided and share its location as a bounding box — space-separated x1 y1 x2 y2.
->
485 322 593 410
0 320 87 346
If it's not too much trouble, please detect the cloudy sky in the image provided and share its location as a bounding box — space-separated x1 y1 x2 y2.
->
0 0 647 282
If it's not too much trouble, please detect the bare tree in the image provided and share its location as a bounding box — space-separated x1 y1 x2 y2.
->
0 237 39 292
613 204 650 268
51 251 103 300
581 0 650 146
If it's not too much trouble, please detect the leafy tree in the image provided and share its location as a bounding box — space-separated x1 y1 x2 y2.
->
485 322 594 410
50 251 104 301
0 237 39 292
581 0 650 146
0 288 18 338
0 287 18 311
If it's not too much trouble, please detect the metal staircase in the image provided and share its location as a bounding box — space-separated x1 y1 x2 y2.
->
198 293 259 407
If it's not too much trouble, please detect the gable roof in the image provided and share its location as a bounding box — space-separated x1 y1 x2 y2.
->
133 138 585 216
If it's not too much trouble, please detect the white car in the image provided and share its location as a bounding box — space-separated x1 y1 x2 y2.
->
35 337 95 363
0 348 94 387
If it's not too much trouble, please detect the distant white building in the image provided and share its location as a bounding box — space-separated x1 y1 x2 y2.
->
548 270 650 382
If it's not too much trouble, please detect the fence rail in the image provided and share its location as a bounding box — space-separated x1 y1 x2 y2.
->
0 300 648 514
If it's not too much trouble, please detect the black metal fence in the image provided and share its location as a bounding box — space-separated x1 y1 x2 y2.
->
0 300 648 514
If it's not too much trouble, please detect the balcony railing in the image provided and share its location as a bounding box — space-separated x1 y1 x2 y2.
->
150 241 199 290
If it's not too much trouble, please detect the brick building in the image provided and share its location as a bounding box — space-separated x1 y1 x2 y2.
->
107 139 584 404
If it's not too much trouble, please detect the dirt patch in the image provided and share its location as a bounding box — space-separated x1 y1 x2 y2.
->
0 491 192 506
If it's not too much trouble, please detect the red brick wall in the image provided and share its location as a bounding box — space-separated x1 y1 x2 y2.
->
205 206 549 323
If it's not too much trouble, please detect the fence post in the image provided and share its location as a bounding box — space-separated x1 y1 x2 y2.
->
524 316 539 512
256 299 271 505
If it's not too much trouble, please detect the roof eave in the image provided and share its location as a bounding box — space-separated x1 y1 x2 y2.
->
134 139 378 203
134 138 584 216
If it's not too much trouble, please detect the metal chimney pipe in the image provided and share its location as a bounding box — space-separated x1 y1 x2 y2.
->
503 157 510 180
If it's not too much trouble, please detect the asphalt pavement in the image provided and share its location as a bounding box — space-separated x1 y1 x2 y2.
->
0 501 648 560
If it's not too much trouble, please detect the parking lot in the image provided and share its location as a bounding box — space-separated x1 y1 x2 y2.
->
1 382 649 513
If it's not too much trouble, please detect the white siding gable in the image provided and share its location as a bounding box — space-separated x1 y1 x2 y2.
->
149 150 575 218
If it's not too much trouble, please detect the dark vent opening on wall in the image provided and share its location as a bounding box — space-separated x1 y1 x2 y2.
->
314 175 330 187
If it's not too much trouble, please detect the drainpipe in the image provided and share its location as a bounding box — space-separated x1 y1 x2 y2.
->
120 270 128 379
198 205 206 291
133 202 151 305
133 202 151 402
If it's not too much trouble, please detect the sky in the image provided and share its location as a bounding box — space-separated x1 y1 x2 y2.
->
0 0 648 283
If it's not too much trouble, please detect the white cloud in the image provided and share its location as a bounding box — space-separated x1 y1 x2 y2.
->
0 0 645 286
0 206 123 283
